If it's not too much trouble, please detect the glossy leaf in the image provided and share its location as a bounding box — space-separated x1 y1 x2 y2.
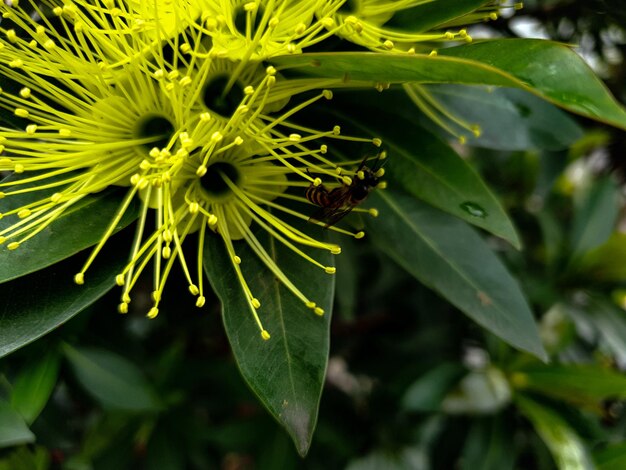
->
64 345 160 412
10 352 61 424
570 176 620 260
271 39 626 129
426 86 583 150
328 103 520 247
461 417 515 470
385 0 489 31
595 442 626 470
514 364 626 407
0 244 124 359
516 395 593 470
365 189 546 359
204 228 334 456
0 186 138 283
0 402 34 448
402 363 466 412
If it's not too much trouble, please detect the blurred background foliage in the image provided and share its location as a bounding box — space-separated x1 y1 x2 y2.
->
2 2 626 469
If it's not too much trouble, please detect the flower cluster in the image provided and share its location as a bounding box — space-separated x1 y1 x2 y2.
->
0 0 507 338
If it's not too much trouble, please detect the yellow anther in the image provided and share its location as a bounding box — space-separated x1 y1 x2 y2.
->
19 87 31 99
321 17 334 28
196 296 206 307
189 202 200 214
261 330 271 340
322 90 333 100
18 209 32 218
268 17 279 29
383 40 394 50
118 302 129 314
320 145 328 153
251 298 261 309
153 69 165 80
357 170 365 180
233 255 242 264
289 134 301 141
306 301 316 309
115 274 125 286
0 236 5 243
354 231 365 239
342 176 352 185
244 85 254 95
211 131 223 142
333 125 341 135
59 128 71 136
14 108 29 118
244 2 257 12
325 267 336 274
179 76 192 87
313 177 322 187
196 165 207 177
330 246 342 254
139 160 151 170
9 59 22 69
207 214 218 225
429 50 438 57
378 181 388 189
369 208 379 217
14 164 25 173
189 284 199 296
314 307 324 316
375 168 385 177
26 124 37 134
179 43 191 54
74 273 85 285
162 246 172 258
147 307 159 319
200 112 211 122
7 242 20 250
167 70 179 80
152 291 161 302
372 138 382 147
122 293 131 303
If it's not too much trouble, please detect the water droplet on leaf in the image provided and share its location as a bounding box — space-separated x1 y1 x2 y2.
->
460 202 487 218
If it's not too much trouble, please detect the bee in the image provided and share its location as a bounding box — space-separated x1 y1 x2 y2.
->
305 153 385 228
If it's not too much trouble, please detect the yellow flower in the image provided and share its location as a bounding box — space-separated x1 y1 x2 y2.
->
0 0 383 339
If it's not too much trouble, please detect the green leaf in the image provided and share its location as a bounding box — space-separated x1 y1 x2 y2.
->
204 228 333 457
365 189 546 359
271 39 626 129
576 233 626 282
10 352 61 424
63 345 160 412
595 442 626 470
513 364 626 407
0 243 124 359
569 177 621 263
385 0 490 31
426 86 583 150
346 447 429 470
516 395 593 470
0 186 138 283
461 417 515 470
0 402 34 448
327 103 520 247
402 363 466 412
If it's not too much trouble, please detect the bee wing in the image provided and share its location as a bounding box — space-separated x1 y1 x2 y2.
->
308 187 355 228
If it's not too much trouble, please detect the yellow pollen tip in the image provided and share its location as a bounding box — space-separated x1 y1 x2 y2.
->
342 176 352 185
51 193 62 203
355 231 365 239
261 330 271 341
306 301 316 309
233 255 242 264
189 202 200 214
333 125 341 135
208 214 218 225
196 296 206 308
266 66 277 75
162 246 172 258
189 284 199 295
323 90 333 99
289 134 301 141
0 236 5 243
74 273 85 285
147 307 159 319
19 87 31 99
383 40 394 50
251 298 261 309
314 307 324 316
325 267 336 274
357 170 365 180
369 208 379 217
372 138 382 147
115 274 125 286
330 246 342 254
118 302 129 314
313 177 322 187
375 168 385 177
14 164 25 173
7 242 20 250
18 209 31 218
378 181 388 189
122 293 131 303
197 165 207 177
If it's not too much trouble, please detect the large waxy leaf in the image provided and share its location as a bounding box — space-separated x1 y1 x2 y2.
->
328 104 520 247
203 228 334 456
0 402 34 448
271 39 626 129
0 186 138 283
425 86 583 151
516 396 594 470
385 0 490 31
595 443 626 470
10 352 61 424
64 345 160 412
365 189 545 359
0 243 124 358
